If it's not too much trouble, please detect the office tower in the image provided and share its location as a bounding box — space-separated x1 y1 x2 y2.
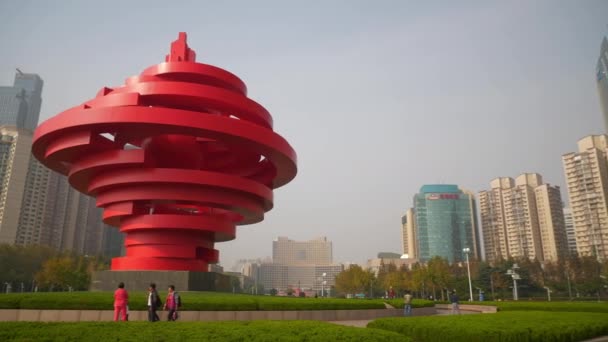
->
479 174 568 262
562 135 608 261
597 37 608 132
0 71 43 132
272 236 332 265
412 184 480 263
0 126 32 244
563 208 577 254
255 237 341 293
401 208 417 259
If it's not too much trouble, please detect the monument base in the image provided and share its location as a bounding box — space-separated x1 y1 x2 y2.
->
91 270 232 292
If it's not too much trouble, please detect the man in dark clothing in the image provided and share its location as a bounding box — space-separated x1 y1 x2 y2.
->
450 290 460 315
147 283 161 322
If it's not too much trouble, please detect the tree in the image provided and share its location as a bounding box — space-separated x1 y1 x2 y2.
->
427 256 452 300
335 265 372 295
35 256 90 291
0 244 58 291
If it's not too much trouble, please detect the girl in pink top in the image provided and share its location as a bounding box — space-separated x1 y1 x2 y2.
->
113 282 129 321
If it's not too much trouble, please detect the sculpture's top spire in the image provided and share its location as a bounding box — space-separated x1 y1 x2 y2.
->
165 32 197 62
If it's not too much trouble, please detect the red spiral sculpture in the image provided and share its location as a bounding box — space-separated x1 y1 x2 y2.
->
32 32 297 271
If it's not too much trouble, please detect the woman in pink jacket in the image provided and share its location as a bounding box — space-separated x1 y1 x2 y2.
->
113 282 129 321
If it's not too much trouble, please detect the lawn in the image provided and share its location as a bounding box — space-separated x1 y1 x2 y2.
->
0 321 407 342
368 311 608 342
0 291 392 311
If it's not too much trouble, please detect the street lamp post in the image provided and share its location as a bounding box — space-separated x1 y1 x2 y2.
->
543 286 551 301
506 263 521 301
463 248 473 302
321 272 327 298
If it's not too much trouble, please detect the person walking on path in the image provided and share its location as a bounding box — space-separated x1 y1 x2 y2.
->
163 285 181 321
147 283 162 322
403 290 412 316
113 282 128 321
450 290 460 315
388 286 396 299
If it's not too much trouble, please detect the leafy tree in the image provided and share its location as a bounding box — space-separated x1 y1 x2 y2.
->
427 256 452 300
35 256 90 291
335 265 372 295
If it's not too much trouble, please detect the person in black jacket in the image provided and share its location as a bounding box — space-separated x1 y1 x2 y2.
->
147 283 162 322
450 290 460 315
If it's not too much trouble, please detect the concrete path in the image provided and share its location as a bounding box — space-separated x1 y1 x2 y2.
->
330 310 475 327
582 337 608 342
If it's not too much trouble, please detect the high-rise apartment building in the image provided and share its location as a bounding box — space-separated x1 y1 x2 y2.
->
0 126 32 244
597 37 608 132
562 135 608 261
15 155 53 245
272 236 332 265
410 184 480 263
479 177 512 263
0 71 122 257
535 184 569 261
563 208 577 254
479 174 568 263
0 71 43 132
401 208 416 259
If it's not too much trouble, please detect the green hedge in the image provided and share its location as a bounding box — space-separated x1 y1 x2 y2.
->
0 321 407 342
472 301 608 313
368 311 608 342
0 292 387 311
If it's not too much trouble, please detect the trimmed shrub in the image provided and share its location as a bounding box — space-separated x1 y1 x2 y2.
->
0 321 407 342
368 311 608 342
0 292 386 311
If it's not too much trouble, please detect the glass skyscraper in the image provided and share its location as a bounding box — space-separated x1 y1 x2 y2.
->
413 184 480 263
597 36 608 132
0 71 43 132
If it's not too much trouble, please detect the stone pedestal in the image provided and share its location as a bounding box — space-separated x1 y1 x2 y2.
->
90 271 231 292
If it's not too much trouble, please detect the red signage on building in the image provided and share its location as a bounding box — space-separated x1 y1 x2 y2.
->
427 193 459 200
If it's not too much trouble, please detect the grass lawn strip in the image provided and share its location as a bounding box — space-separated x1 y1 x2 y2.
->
0 320 408 342
368 311 608 342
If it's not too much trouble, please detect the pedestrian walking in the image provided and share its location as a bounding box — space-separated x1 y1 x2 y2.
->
113 282 128 321
388 286 396 299
163 285 181 321
450 290 460 315
403 290 412 316
147 283 162 322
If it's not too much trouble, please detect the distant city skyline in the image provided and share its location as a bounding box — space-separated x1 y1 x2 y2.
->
0 1 606 267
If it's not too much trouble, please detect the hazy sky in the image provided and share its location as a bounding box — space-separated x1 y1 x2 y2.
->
1 0 606 269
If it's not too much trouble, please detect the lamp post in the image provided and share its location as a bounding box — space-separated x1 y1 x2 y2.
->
506 263 520 301
543 286 551 301
463 248 473 302
321 272 327 298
